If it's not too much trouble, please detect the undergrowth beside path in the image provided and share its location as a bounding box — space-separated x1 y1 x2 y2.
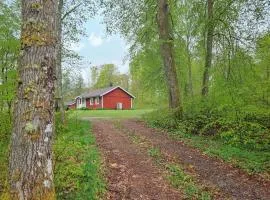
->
1 114 106 199
54 116 106 199
144 109 270 176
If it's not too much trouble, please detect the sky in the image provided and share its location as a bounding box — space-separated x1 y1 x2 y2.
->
68 15 129 85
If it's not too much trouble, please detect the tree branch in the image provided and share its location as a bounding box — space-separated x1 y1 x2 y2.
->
62 3 83 21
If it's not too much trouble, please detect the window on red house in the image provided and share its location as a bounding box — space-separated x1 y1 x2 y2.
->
90 98 94 105
95 97 99 105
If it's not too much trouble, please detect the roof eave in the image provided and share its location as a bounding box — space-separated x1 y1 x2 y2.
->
100 86 136 98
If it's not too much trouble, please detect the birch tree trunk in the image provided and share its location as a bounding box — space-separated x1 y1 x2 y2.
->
157 0 181 110
202 0 214 96
9 0 58 199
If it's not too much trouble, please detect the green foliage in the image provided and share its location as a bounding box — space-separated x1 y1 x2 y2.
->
144 107 270 173
148 147 162 159
166 164 211 200
243 109 270 128
92 64 129 89
0 111 12 198
147 144 212 199
54 116 106 199
0 1 20 111
145 106 270 151
143 109 177 130
0 112 12 142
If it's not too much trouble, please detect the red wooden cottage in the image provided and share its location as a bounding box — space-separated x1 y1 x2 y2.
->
67 86 135 110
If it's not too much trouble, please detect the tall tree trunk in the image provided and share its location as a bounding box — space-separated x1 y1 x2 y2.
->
202 0 214 96
56 0 65 122
186 36 193 97
9 0 58 199
157 0 181 110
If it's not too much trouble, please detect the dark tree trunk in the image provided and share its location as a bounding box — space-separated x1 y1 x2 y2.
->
202 0 214 96
157 0 181 110
9 0 58 199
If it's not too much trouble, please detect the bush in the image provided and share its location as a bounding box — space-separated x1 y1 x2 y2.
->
143 109 179 130
243 110 270 128
199 118 234 136
219 122 270 150
144 107 270 151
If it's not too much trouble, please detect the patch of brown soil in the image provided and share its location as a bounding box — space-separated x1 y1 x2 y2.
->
121 120 270 200
92 120 182 200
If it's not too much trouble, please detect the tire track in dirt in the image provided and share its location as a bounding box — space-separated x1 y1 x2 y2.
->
92 120 182 200
121 119 270 200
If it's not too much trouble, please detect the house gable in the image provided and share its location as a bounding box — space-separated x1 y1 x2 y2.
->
102 87 132 109
100 86 135 99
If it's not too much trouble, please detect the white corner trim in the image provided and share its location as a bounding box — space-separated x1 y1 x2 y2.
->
101 96 104 109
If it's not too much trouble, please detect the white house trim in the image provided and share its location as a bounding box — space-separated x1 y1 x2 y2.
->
100 86 136 98
90 98 94 105
131 98 133 109
95 97 100 105
101 96 104 109
75 96 87 108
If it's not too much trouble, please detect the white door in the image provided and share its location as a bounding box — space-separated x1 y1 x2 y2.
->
116 103 123 110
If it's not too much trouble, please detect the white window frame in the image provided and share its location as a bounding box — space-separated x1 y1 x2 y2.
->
90 98 94 105
77 98 81 104
95 97 100 105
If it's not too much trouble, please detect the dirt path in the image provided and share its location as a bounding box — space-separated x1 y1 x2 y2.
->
92 119 270 200
92 120 182 200
121 119 270 200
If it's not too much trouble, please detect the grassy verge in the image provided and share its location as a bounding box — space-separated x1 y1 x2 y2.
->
54 116 106 199
0 140 9 199
170 131 270 175
0 112 12 199
69 109 153 119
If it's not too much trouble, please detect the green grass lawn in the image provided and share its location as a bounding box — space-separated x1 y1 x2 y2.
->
70 109 153 119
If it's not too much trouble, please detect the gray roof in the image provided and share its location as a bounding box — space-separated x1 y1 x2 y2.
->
80 86 135 98
81 86 116 98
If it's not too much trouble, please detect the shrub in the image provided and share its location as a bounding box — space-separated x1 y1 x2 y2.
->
143 109 179 130
219 122 270 151
243 110 270 128
144 107 270 151
199 118 233 136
